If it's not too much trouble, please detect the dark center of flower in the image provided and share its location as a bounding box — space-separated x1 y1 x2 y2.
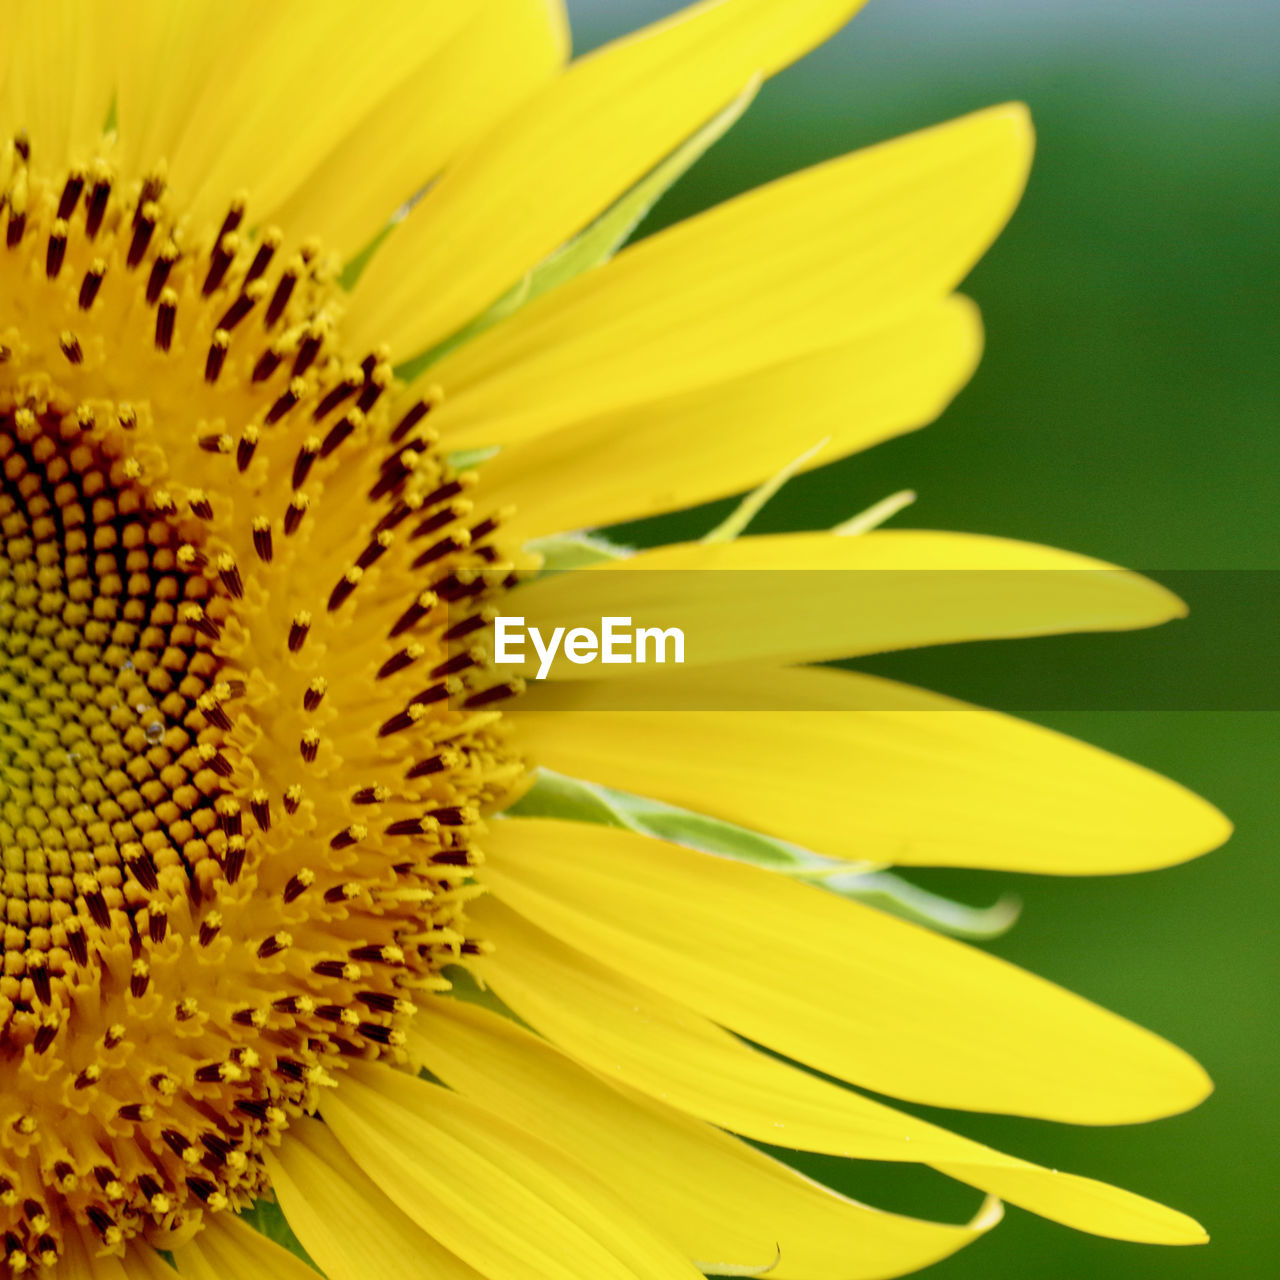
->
0 132 525 1271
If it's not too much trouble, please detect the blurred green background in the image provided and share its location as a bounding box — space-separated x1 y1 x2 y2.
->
569 2 1279 1277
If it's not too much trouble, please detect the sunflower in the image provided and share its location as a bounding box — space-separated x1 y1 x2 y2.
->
0 1 1230 1277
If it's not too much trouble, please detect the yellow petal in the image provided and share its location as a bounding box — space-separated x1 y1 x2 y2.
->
173 1211 317 1280
266 1115 486 1280
506 530 1183 677
478 818 1211 1124
411 102 1028 445
273 0 569 260
322 1060 703 1280
513 665 1230 873
486 297 981 541
412 998 1002 1276
466 899 1207 1244
345 0 872 359
120 1 474 226
3 1 114 169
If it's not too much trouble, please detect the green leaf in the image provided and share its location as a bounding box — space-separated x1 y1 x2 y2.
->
395 80 758 382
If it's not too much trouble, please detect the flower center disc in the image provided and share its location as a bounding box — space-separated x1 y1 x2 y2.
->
0 136 524 1270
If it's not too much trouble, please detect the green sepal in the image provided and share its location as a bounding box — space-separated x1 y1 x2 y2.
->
394 80 759 383
240 1197 320 1271
506 772 1020 940
525 531 633 571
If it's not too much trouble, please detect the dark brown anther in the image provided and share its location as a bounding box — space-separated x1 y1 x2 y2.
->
284 493 308 534
245 239 276 286
5 208 25 248
299 731 319 763
57 170 85 220
186 1178 219 1205
356 536 391 571
377 708 421 739
283 788 302 815
390 399 432 443
218 557 243 598
429 805 471 826
287 613 310 652
257 933 289 960
389 592 436 639
292 330 322 376
357 379 385 413
85 179 110 237
130 965 150 998
30 964 51 1006
311 379 355 421
415 479 466 516
224 842 245 885
203 235 236 295
127 210 155 267
78 263 105 309
252 518 274 563
45 226 67 277
265 382 301 425
205 332 229 383
357 991 400 1014
216 292 255 331
236 430 258 473
251 346 282 383
464 680 525 708
349 944 403 965
58 332 82 365
384 816 429 838
282 873 312 904
85 887 110 929
65 921 88 967
85 1205 115 1236
405 753 450 780
373 500 412 537
217 199 246 242
264 270 296 327
431 649 478 678
250 793 271 831
199 916 222 947
148 905 168 944
327 572 359 613
303 681 326 712
190 493 214 520
206 750 234 778
312 959 354 980
130 850 160 893
145 249 175 303
291 439 318 490
376 646 419 681
319 414 356 457
329 827 361 851
155 293 177 351
407 503 461 542
411 534 466 570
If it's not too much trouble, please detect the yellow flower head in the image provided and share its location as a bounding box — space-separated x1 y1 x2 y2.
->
0 2 1230 1278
